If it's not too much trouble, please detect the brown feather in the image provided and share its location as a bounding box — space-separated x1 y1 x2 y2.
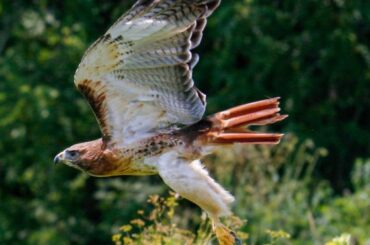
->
77 80 110 137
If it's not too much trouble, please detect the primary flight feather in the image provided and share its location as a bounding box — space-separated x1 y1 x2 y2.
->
54 1 287 244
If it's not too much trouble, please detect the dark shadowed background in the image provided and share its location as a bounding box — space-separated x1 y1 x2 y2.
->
1 0 369 244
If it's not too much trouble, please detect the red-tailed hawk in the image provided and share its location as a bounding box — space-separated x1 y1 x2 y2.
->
54 1 287 244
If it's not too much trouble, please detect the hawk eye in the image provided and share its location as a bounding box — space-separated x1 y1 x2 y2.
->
66 150 79 159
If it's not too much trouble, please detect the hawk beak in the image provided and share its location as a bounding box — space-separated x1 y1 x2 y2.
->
54 152 63 165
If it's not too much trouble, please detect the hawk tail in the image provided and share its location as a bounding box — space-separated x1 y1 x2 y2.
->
196 97 287 145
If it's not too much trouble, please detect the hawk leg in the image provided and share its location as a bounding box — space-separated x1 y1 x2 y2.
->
154 153 240 244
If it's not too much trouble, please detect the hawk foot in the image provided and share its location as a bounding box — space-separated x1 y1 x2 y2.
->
214 225 242 245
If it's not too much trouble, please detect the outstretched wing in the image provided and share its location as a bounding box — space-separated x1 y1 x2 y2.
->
74 0 221 146
150 151 234 218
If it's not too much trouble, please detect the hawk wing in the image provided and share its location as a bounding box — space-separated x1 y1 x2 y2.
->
74 0 221 145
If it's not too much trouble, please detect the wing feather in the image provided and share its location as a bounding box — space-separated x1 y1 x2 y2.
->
74 0 221 145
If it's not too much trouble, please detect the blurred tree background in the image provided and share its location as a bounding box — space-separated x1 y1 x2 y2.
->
0 0 369 244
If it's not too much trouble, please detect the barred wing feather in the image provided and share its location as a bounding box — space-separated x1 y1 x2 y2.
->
74 0 220 146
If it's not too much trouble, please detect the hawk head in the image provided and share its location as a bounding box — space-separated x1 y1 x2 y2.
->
53 139 127 176
54 139 105 172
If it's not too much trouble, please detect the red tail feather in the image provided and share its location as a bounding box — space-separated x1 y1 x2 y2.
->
200 97 287 145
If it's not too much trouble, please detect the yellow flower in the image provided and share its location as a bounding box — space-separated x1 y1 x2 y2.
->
119 225 133 232
237 231 249 241
325 234 353 245
266 229 291 239
123 237 134 245
130 219 145 227
112 234 122 242
147 195 159 205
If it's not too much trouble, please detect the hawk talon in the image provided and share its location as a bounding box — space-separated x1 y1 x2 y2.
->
214 224 243 245
230 230 243 245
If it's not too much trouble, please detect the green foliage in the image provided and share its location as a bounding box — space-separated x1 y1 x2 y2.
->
112 193 216 245
111 138 369 244
1 0 369 244
197 0 370 190
207 136 370 244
